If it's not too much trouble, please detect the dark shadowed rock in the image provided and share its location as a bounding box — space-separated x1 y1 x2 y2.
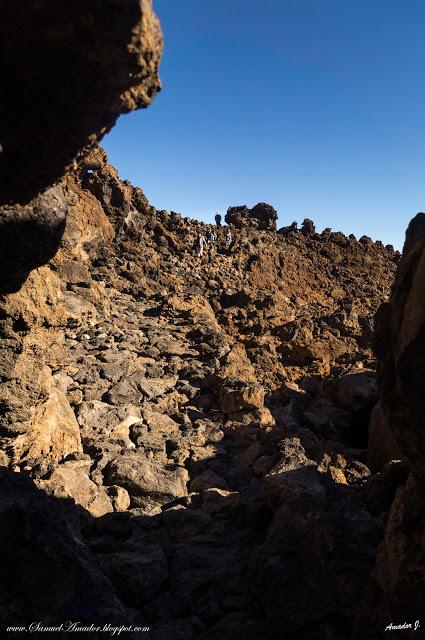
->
0 468 132 629
225 202 278 230
0 0 162 204
225 205 250 229
367 402 403 472
98 547 168 607
252 461 383 639
0 186 67 292
249 203 278 230
278 220 298 236
361 213 425 631
375 213 425 476
333 370 378 412
301 218 316 235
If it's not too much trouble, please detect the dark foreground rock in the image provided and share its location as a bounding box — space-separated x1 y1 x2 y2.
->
0 0 162 204
359 213 425 634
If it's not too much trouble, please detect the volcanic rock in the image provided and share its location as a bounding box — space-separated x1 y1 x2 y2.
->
0 10 412 632
225 202 278 230
360 212 425 633
0 0 162 204
104 451 189 506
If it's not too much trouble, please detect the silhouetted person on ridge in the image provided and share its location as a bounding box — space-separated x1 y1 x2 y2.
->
215 213 222 228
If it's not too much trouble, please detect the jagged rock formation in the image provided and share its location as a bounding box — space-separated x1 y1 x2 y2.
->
0 142 405 638
0 0 162 292
360 214 425 634
0 0 162 205
225 203 278 231
0 0 163 513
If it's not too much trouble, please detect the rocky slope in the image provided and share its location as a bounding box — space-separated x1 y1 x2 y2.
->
0 145 406 639
2 4 421 638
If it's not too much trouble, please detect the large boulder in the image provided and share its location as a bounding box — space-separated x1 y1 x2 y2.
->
9 386 83 473
0 0 162 292
300 218 316 235
225 205 250 229
0 0 162 205
333 370 379 412
104 451 189 506
225 202 278 231
36 460 113 517
249 202 278 230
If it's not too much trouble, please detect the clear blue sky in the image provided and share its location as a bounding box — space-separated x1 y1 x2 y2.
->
103 0 425 250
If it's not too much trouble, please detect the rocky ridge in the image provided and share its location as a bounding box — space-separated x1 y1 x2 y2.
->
0 146 406 639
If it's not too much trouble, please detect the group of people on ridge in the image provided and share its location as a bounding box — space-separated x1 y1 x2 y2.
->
194 212 233 257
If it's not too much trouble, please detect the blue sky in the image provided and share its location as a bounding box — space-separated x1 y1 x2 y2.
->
103 0 425 250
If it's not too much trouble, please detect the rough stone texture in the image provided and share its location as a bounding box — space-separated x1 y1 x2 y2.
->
225 202 278 231
105 452 189 505
0 0 162 204
375 213 425 476
252 461 383 639
0 468 132 631
9 387 83 473
37 460 113 517
0 0 163 496
301 218 316 235
219 378 265 414
360 213 425 634
333 370 378 412
0 186 68 292
0 0 162 297
0 124 410 636
367 402 402 472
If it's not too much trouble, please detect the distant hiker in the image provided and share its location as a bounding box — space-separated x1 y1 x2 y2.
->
195 233 206 257
225 229 233 248
215 213 222 228
207 230 216 244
